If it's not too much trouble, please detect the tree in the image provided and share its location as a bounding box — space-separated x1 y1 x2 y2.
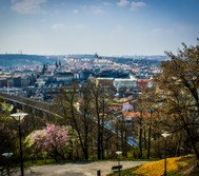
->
135 94 145 159
88 81 106 160
0 98 15 155
88 80 114 160
25 124 72 161
78 82 93 160
157 40 199 166
141 87 168 159
56 83 92 160
139 89 154 159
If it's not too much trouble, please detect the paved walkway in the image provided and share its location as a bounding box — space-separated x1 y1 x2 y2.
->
24 161 147 176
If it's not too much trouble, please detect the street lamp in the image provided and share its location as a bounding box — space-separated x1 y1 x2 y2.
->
2 153 13 176
116 151 122 176
11 112 28 176
2 152 13 158
161 131 171 176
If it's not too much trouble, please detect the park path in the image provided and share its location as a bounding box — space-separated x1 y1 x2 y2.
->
24 161 148 176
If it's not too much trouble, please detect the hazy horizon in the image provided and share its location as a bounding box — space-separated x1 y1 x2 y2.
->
0 52 166 57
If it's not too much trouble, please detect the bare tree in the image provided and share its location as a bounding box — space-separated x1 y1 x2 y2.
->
156 40 199 166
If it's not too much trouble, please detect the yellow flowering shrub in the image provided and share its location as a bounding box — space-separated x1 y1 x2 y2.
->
107 156 192 176
135 157 182 176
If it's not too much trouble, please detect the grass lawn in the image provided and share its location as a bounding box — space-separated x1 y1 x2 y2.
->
107 155 195 176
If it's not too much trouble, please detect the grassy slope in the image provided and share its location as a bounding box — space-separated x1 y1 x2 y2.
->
107 156 197 176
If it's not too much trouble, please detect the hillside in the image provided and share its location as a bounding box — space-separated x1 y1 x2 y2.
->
108 155 198 176
0 54 59 67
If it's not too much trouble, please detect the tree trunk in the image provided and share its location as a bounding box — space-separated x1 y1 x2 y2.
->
96 95 102 160
123 130 128 157
147 125 151 159
139 127 143 158
121 120 124 154
83 108 89 160
143 127 147 150
175 133 182 157
97 118 101 160
185 125 199 167
139 117 143 158
180 114 199 167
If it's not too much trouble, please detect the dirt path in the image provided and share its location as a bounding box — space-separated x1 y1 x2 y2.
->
23 161 147 176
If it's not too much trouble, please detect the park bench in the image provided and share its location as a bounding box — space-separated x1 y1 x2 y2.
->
111 165 123 172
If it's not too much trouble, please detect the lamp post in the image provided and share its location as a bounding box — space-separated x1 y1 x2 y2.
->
161 131 171 176
2 153 13 176
11 112 28 176
116 151 122 176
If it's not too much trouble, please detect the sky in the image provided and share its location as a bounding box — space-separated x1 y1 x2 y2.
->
0 0 199 56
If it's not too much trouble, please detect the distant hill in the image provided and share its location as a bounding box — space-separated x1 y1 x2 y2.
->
0 54 59 67
67 54 167 61
0 54 167 67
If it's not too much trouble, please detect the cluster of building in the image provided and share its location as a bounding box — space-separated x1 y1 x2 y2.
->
0 54 160 101
0 70 154 100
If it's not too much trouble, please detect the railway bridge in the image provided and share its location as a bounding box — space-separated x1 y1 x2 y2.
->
0 93 62 120
0 93 136 149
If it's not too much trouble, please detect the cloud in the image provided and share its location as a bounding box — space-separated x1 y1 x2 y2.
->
103 2 112 7
91 6 104 15
51 23 88 31
117 0 130 7
73 9 79 14
11 0 46 15
131 1 146 11
117 0 146 11
80 5 105 16
152 27 172 34
51 23 65 30
112 25 125 33
73 24 88 30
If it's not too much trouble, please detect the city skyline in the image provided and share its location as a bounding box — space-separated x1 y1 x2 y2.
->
0 0 199 55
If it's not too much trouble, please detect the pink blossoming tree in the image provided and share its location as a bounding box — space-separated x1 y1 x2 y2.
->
25 124 73 160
